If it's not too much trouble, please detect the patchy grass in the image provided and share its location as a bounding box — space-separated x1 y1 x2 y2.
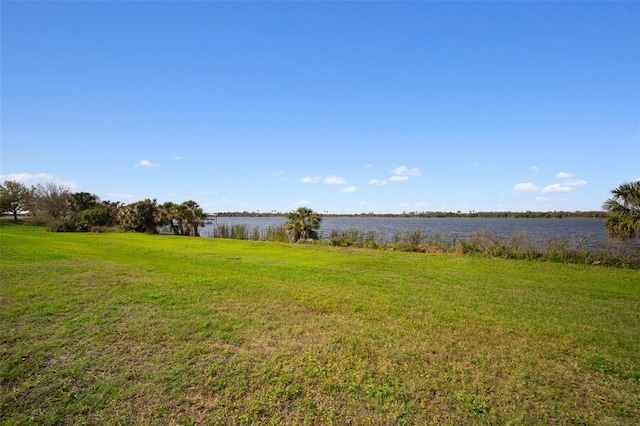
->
1 226 639 424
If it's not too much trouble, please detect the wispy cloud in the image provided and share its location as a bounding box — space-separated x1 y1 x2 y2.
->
273 170 288 182
541 183 572 193
301 175 346 185
367 165 421 187
392 166 421 177
565 179 587 187
296 200 311 206
368 178 387 186
514 172 587 196
0 172 78 188
136 160 159 168
340 186 357 193
324 176 346 185
529 165 539 171
301 176 322 184
174 156 182 160
514 182 540 191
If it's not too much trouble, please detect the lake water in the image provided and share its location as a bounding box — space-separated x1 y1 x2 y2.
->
201 216 616 249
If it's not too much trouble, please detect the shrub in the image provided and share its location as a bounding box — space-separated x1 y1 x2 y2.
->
47 218 81 233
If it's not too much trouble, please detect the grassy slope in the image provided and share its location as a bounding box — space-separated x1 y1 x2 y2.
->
1 226 639 425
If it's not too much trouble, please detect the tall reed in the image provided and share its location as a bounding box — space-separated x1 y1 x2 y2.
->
252 225 288 242
209 223 249 240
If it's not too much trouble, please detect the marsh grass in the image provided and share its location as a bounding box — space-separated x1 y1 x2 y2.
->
327 227 639 267
1 226 639 424
208 223 249 240
209 224 288 243
253 225 289 243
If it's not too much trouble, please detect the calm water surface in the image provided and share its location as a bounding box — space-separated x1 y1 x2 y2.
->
202 217 610 246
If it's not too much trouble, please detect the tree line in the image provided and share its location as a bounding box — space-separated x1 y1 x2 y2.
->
0 180 323 241
0 181 206 236
1 179 639 241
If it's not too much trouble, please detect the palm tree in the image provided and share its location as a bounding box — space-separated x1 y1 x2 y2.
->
603 180 640 240
159 200 206 236
161 201 182 235
181 200 206 237
118 199 165 233
285 207 322 242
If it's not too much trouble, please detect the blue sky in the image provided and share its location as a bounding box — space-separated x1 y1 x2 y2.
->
2 2 638 214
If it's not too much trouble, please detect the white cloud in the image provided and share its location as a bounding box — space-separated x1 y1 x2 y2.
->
296 200 311 206
368 178 387 186
514 172 588 196
389 176 409 182
340 186 357 193
301 176 322 184
136 160 159 168
323 176 346 185
514 183 540 191
174 156 182 160
301 175 346 185
0 172 78 189
365 164 372 168
541 184 572 193
535 197 549 201
392 166 421 177
529 165 539 171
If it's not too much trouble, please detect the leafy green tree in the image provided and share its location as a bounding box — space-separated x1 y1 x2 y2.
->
77 202 120 230
285 207 322 242
603 180 640 240
118 199 165 233
68 192 100 213
0 180 31 220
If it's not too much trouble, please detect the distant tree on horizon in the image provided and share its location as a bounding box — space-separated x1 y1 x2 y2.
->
285 207 322 242
603 180 640 240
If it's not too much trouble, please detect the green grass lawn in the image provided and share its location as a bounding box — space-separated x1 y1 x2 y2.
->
1 225 639 425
